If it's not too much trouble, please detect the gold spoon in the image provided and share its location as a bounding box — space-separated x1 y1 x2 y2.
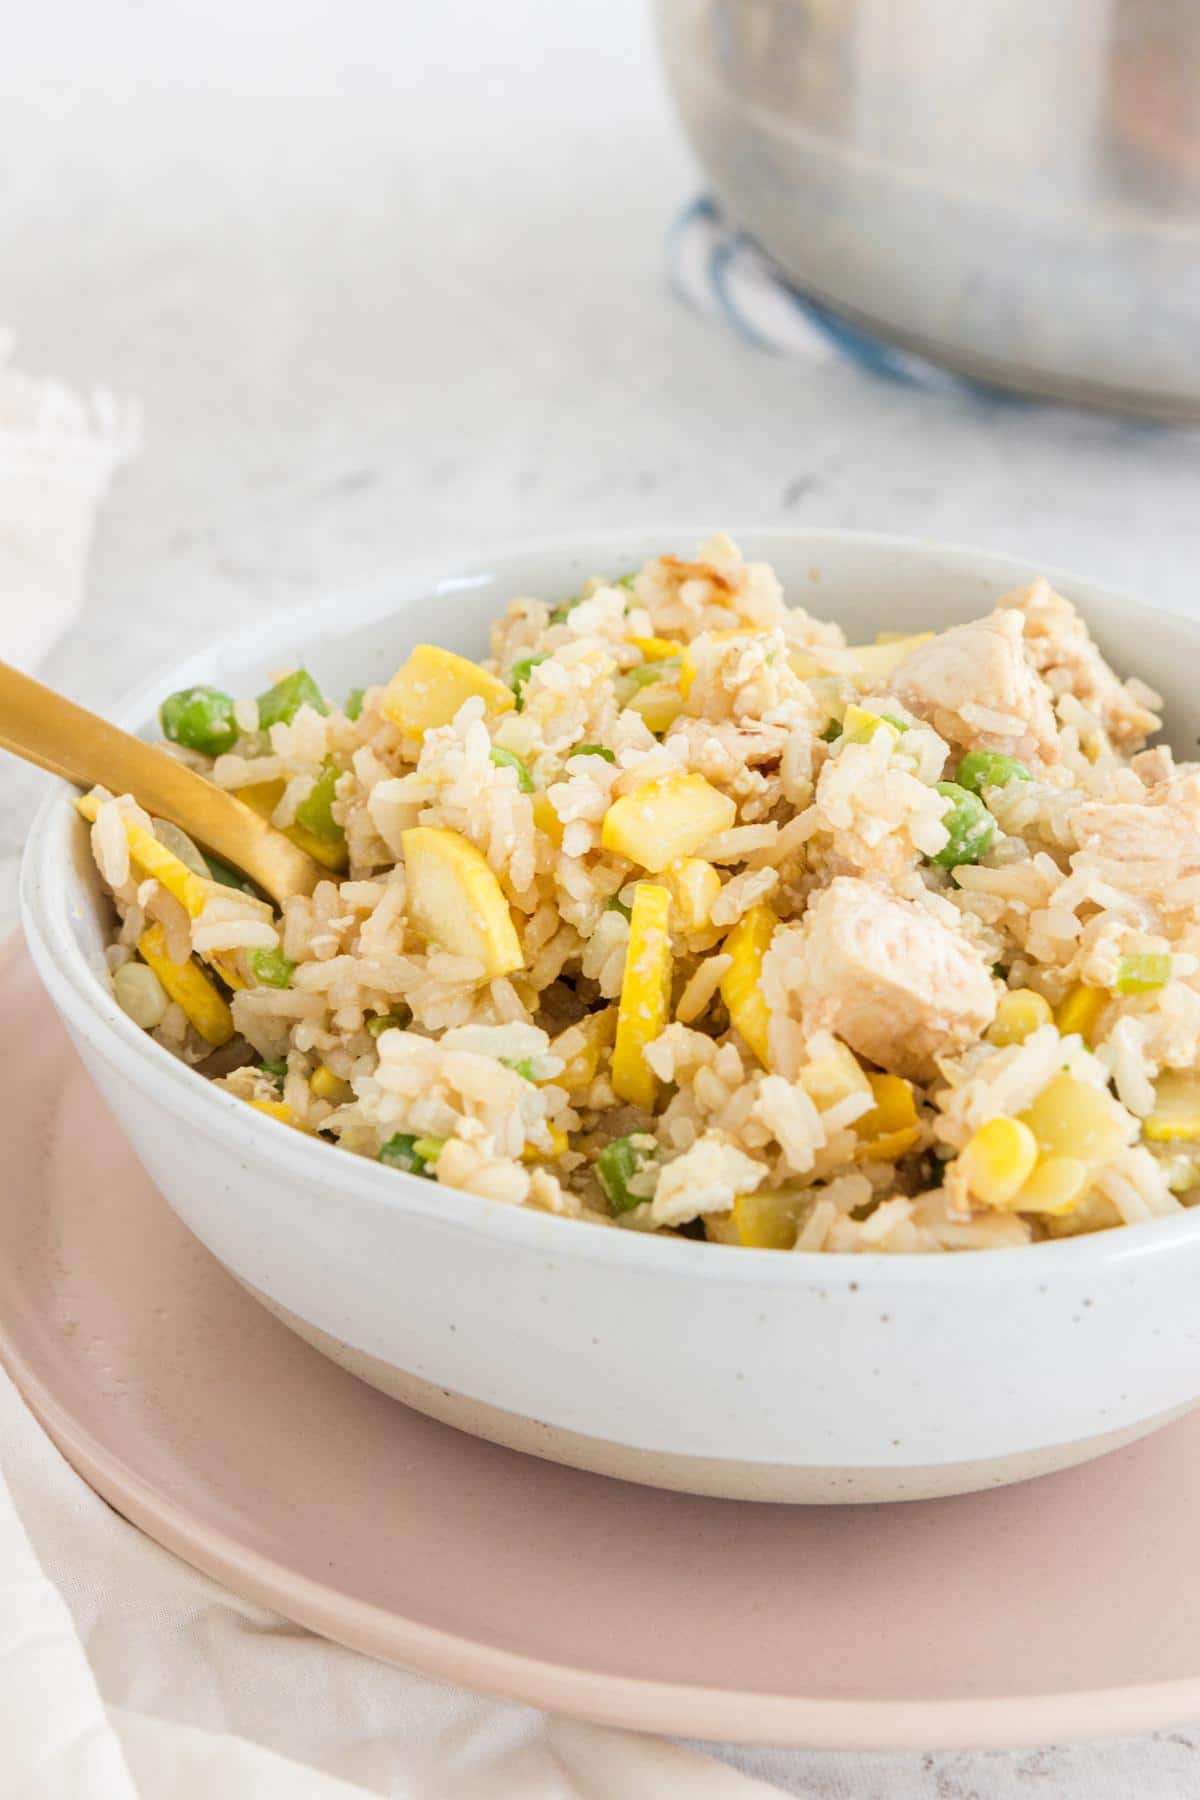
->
0 659 325 904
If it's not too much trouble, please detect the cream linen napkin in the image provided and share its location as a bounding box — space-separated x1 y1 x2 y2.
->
0 330 139 672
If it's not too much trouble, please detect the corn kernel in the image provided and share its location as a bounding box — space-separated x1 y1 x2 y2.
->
705 1191 801 1250
959 1117 1039 1207
1055 983 1107 1046
1144 1071 1200 1143
1014 1155 1089 1216
246 1098 302 1129
988 988 1053 1047
628 635 683 661
522 1124 569 1162
311 1064 353 1105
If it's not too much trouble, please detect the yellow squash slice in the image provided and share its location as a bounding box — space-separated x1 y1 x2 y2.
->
381 644 514 736
401 826 523 978
719 902 776 1067
612 882 673 1109
601 773 736 873
137 922 234 1046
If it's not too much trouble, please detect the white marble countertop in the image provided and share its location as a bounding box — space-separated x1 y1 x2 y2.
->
5 3 1200 1792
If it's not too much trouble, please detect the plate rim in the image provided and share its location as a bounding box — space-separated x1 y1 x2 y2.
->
6 933 1200 1751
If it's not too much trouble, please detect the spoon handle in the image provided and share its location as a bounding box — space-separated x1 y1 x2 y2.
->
0 660 322 903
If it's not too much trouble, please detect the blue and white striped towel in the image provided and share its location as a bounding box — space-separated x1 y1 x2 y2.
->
668 195 975 393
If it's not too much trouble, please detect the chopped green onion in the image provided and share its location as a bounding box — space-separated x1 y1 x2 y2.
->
203 852 257 894
412 1135 446 1165
955 750 1032 795
992 963 1009 981
614 572 637 590
379 1132 434 1176
160 686 238 757
248 947 296 989
1116 952 1171 995
344 687 365 721
596 1134 658 1215
881 714 909 733
929 782 995 870
256 669 327 730
489 746 533 792
507 653 547 709
626 657 680 691
820 719 842 743
502 1056 538 1082
293 761 345 843
605 895 632 920
257 1058 287 1085
572 743 615 763
366 1010 409 1038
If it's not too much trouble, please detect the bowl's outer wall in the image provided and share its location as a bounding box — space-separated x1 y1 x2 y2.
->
23 530 1200 1480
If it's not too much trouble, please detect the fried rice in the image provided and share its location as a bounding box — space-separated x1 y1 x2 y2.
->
82 535 1200 1253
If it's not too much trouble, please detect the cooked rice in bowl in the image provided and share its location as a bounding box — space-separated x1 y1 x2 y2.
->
81 534 1200 1253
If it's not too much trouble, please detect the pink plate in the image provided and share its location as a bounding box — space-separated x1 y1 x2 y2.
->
5 935 1200 1750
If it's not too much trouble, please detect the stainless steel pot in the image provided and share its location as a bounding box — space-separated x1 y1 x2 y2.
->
654 0 1200 416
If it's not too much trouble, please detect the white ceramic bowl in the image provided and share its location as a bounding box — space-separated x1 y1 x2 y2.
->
22 529 1200 1503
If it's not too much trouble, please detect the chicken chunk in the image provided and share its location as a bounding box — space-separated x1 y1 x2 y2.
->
1070 771 1200 892
787 877 997 1080
889 609 1059 765
1000 579 1161 749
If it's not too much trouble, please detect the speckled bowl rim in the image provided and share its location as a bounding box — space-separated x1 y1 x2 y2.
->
21 525 1200 1294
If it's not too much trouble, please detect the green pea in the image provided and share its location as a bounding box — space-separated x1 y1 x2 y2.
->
489 747 533 792
1115 952 1171 995
344 687 365 721
503 1056 538 1082
293 762 345 842
954 750 1032 795
256 669 328 730
379 1132 434 1176
366 1010 410 1038
595 1134 658 1215
257 1058 287 1086
160 685 238 756
507 653 547 710
572 743 615 763
930 782 995 869
248 947 296 988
